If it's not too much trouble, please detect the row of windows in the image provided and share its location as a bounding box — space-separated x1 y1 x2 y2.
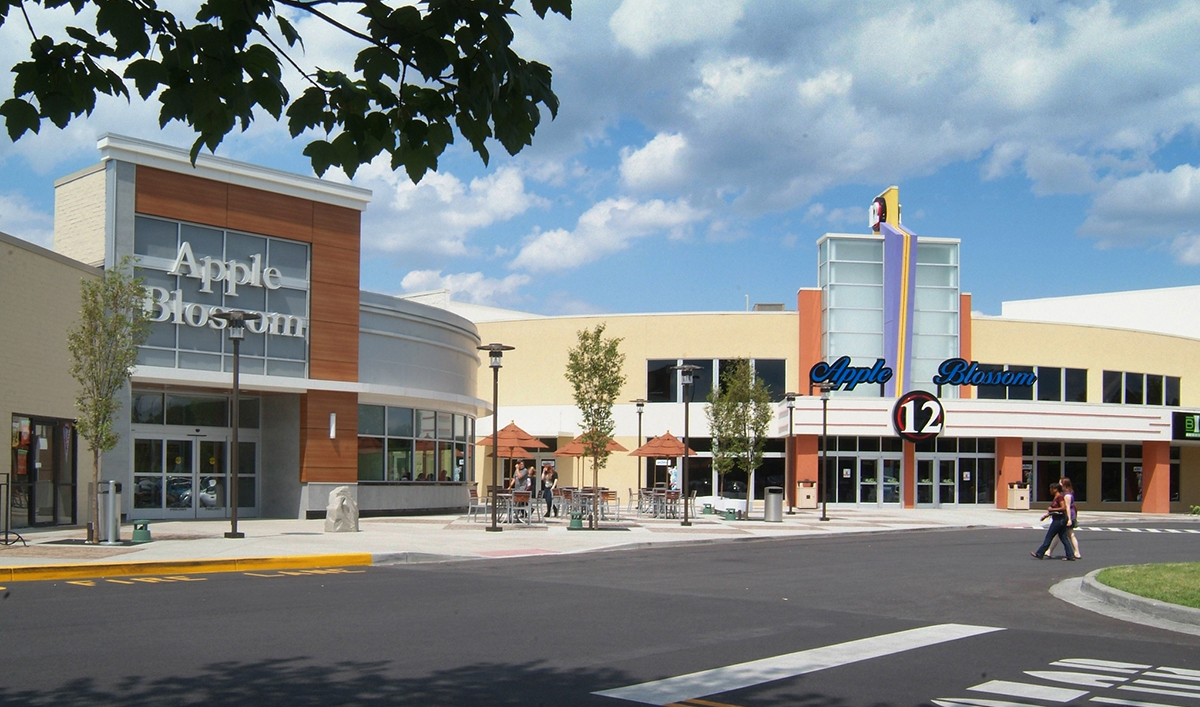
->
1102 371 1182 406
646 359 788 403
131 391 260 429
962 365 1088 402
357 405 474 483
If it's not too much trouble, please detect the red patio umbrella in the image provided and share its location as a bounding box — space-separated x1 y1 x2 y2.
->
629 431 695 489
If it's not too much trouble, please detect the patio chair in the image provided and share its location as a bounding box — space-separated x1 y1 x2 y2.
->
466 487 490 522
601 490 620 520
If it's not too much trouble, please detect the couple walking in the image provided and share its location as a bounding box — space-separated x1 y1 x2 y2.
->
1031 477 1081 561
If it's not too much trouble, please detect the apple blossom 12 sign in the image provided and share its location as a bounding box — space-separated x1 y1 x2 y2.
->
892 390 945 443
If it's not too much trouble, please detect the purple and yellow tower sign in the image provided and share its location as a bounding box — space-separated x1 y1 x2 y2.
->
872 186 919 397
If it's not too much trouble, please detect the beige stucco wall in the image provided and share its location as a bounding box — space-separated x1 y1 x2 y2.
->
473 311 799 495
975 316 1200 511
973 317 1199 404
53 163 107 267
1 231 98 520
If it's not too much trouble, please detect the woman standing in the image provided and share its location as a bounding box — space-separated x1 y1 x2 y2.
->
541 462 559 518
1032 482 1076 560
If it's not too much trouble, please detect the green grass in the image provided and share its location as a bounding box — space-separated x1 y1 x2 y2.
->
1096 563 1200 609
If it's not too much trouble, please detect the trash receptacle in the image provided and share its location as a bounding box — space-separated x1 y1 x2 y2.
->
1007 483 1030 510
797 480 818 509
97 480 122 545
764 486 783 522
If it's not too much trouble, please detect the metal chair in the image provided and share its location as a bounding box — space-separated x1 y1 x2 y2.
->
467 487 490 522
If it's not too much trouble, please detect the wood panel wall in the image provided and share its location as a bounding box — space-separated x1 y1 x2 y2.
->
135 165 362 484
299 390 359 483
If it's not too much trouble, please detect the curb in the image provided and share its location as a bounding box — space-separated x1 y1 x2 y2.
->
1079 569 1200 627
0 553 374 583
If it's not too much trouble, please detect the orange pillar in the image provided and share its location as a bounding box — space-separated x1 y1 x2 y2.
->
995 437 1023 509
796 435 818 489
902 441 915 508
1141 441 1171 514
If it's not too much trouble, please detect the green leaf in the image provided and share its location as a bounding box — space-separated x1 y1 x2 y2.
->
0 98 41 140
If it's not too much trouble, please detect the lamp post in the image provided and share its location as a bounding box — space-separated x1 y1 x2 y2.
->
670 364 700 527
211 310 261 539
819 382 833 522
630 398 646 489
478 343 514 533
784 392 797 514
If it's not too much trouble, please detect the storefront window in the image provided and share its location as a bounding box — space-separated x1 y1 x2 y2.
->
358 404 473 483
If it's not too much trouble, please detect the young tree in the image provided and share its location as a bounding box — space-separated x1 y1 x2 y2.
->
564 324 625 529
706 359 772 519
67 258 150 542
0 0 571 182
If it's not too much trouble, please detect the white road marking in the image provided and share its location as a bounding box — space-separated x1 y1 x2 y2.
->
593 623 1003 705
1130 678 1200 693
1165 529 1184 533
1024 671 1128 688
1156 666 1200 680
934 699 1048 707
1092 697 1184 707
1050 659 1149 674
967 680 1088 702
1146 529 1163 533
1119 684 1200 699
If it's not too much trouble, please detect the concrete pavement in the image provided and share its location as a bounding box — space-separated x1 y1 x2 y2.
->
0 505 1168 577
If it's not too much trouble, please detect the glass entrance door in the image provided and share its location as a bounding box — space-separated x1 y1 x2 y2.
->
858 457 903 506
939 460 956 505
133 434 258 519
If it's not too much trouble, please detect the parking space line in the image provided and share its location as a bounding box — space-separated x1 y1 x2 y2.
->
594 623 1003 705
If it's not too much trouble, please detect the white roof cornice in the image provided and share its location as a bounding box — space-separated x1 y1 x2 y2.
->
97 134 373 211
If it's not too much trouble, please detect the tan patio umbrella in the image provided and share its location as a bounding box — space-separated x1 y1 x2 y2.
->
555 435 628 493
629 431 695 488
476 422 546 493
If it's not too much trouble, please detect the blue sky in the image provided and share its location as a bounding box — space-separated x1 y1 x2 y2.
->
3 0 1200 316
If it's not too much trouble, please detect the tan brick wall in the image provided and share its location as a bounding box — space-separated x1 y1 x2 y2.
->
53 164 107 266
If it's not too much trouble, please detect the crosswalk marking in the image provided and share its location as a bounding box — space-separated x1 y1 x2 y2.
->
1025 526 1200 534
594 623 1004 705
1024 671 1127 688
1092 698 1184 707
967 680 1087 702
1051 659 1148 674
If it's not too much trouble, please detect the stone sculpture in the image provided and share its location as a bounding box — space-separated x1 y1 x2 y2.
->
324 486 360 532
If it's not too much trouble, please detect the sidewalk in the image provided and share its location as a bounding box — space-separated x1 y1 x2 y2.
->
0 507 1175 581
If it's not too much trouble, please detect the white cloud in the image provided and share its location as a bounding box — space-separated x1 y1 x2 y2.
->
610 0 749 58
619 133 688 191
509 197 706 272
1079 164 1200 251
399 270 531 304
357 163 547 256
0 192 53 248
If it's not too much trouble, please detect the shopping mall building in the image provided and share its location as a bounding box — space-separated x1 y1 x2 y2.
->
453 188 1200 516
4 140 1198 530
4 135 487 528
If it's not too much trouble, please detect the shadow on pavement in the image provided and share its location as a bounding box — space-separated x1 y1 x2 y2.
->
0 657 644 707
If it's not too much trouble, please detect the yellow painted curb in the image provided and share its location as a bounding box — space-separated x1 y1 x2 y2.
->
0 553 374 583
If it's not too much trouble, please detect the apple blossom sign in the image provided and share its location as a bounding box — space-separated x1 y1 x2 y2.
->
143 241 308 338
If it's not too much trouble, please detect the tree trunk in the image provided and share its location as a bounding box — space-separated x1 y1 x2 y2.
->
90 448 101 544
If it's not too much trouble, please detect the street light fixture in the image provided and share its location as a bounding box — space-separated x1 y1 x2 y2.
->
211 309 262 539
478 343 515 533
818 382 833 522
669 364 701 527
784 392 797 514
630 398 646 489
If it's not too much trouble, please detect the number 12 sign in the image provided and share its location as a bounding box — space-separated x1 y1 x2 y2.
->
892 390 945 443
